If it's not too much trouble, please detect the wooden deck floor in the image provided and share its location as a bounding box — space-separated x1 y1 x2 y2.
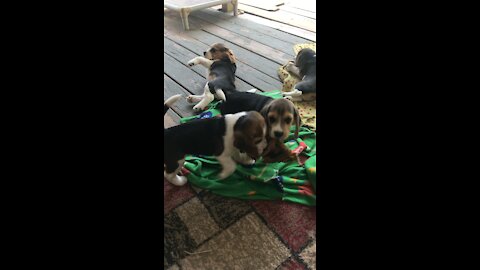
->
164 1 316 127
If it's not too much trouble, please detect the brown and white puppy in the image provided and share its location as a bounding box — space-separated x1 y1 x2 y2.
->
186 43 237 111
217 91 301 163
283 48 317 101
164 107 267 186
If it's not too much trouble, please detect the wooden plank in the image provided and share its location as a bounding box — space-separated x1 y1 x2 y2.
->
200 8 311 45
190 11 296 57
238 4 316 32
284 0 316 13
280 5 316 20
164 14 283 79
164 107 182 128
163 37 266 91
183 14 293 65
164 52 207 96
165 37 281 91
164 74 197 117
240 0 279 11
236 12 316 42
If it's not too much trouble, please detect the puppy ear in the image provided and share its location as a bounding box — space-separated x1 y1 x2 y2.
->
226 49 236 64
293 105 302 139
233 131 246 152
260 104 271 125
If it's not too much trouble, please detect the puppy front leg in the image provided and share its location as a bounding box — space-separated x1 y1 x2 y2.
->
232 150 256 165
217 156 237 180
283 89 303 97
193 83 215 111
285 62 302 78
186 94 204 104
187 57 214 69
164 159 188 186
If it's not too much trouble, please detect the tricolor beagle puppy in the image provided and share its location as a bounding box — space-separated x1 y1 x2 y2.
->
217 91 301 163
283 48 317 101
164 95 267 186
186 43 237 111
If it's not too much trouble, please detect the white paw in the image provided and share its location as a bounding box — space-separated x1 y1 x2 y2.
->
186 95 196 104
218 171 231 180
187 58 198 67
168 175 188 186
243 158 256 165
193 105 205 112
246 88 258 93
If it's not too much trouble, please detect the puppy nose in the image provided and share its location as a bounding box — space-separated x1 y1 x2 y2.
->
274 131 284 138
203 52 206 56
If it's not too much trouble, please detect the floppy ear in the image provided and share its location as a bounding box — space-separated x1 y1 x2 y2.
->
260 104 271 125
233 131 246 152
293 105 302 139
226 49 236 64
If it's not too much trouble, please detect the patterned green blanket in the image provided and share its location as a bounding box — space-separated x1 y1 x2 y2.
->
180 91 317 206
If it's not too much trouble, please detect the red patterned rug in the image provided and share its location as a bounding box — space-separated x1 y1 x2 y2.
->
164 178 317 270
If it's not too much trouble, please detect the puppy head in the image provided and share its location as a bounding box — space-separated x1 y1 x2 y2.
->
203 43 236 64
233 111 267 159
295 48 316 76
260 99 301 141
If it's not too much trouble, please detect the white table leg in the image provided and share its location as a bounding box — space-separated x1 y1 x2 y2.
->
232 0 238 16
180 8 190 30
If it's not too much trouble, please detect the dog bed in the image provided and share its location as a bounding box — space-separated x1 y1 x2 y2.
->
278 43 317 131
180 91 317 206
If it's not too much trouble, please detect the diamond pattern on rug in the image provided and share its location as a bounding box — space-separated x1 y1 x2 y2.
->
164 211 197 267
179 212 291 270
251 200 316 252
164 178 196 214
299 239 316 270
164 181 317 269
176 197 220 245
198 191 253 229
277 258 307 270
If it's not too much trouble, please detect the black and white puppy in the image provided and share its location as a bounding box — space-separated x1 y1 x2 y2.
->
164 96 267 186
283 48 317 101
186 43 237 111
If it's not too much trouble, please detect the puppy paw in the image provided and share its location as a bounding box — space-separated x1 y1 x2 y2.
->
192 104 205 111
168 175 188 186
186 95 196 104
218 170 234 180
187 58 198 67
242 158 256 165
285 62 296 71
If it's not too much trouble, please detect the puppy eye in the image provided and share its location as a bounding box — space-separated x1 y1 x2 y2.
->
269 116 276 123
285 118 292 124
210 48 216 53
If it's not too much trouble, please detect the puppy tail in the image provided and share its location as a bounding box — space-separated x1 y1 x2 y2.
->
164 94 182 115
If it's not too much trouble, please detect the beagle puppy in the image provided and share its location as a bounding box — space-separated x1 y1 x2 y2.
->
217 91 301 163
186 43 237 111
164 96 267 186
283 48 317 101
218 91 301 141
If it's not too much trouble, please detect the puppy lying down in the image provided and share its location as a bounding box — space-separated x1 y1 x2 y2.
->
283 48 317 101
187 43 237 111
164 98 267 186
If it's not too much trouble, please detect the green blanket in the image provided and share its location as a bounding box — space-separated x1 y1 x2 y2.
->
180 91 317 206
